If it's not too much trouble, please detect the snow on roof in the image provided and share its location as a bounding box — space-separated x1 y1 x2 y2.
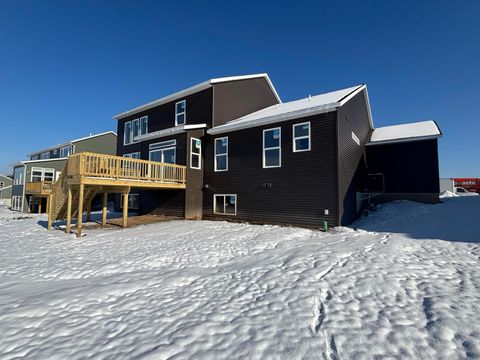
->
208 84 367 135
113 73 281 120
368 120 441 145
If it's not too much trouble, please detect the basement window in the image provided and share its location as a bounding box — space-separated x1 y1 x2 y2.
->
214 137 228 171
190 138 202 170
214 194 237 215
120 193 139 210
263 127 281 168
293 122 311 152
175 100 186 126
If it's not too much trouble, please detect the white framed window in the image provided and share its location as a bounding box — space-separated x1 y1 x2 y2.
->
53 149 58 155
43 168 55 182
149 140 176 164
125 117 148 145
293 122 311 152
13 167 24 185
120 194 139 210
123 152 140 159
0 182 3 187
352 131 360 146
263 127 281 168
60 145 73 157
190 137 202 170
40 152 50 160
12 196 23 211
213 194 237 215
31 167 43 182
30 155 39 160
175 100 186 126
214 137 228 172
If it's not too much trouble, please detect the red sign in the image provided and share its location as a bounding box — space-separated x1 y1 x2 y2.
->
453 178 480 193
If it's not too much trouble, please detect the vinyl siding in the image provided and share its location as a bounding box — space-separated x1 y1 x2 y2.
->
203 112 338 227
365 139 440 194
336 90 372 225
212 78 279 127
73 133 117 154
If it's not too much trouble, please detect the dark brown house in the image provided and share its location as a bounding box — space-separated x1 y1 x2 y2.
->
114 74 441 228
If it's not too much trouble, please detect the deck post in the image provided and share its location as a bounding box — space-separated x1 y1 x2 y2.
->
66 186 72 234
47 195 52 230
122 189 129 228
102 192 108 226
77 184 84 237
38 197 42 214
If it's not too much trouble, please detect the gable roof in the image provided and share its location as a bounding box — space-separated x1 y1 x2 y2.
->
27 131 117 157
208 84 372 135
367 120 442 146
113 73 281 120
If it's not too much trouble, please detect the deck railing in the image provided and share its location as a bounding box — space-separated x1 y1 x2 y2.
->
25 181 55 194
67 152 187 185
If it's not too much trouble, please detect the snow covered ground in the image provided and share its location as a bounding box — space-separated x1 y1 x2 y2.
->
0 197 479 359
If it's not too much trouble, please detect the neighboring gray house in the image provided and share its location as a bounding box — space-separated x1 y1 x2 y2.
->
0 174 13 206
12 131 117 213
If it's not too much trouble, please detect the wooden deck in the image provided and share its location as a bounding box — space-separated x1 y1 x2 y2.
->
47 152 187 237
25 181 54 195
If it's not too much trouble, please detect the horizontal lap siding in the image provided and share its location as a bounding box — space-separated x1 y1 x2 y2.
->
365 139 440 193
74 133 117 155
337 90 372 225
203 112 338 227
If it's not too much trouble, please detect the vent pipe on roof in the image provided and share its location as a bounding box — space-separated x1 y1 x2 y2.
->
309 95 312 101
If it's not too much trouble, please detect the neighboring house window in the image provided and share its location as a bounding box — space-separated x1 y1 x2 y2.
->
0 182 3 187
60 145 73 157
149 140 176 164
213 194 237 215
175 100 186 126
30 155 38 160
43 169 55 182
120 193 139 210
352 131 360 146
123 152 140 159
40 152 49 159
53 149 58 155
124 117 148 145
13 168 24 185
263 127 281 168
190 138 201 170
31 167 43 182
214 137 228 172
12 196 23 211
293 122 311 152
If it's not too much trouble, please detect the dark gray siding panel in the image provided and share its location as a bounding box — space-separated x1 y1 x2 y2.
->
337 90 372 225
185 129 204 219
117 88 213 157
213 78 279 127
203 112 338 227
74 133 117 154
365 139 440 194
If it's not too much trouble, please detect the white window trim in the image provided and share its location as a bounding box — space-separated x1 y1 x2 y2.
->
213 194 237 216
352 131 360 146
123 152 140 159
190 137 202 170
60 145 73 158
43 168 55 182
40 152 50 159
149 139 177 150
124 121 132 146
214 137 228 172
149 147 176 163
31 167 44 182
263 127 282 168
175 100 186 126
293 121 311 152
12 196 23 211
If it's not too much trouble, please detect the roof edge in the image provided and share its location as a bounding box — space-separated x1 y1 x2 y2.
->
366 134 441 146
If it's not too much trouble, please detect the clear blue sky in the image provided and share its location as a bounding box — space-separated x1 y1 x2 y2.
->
0 0 478 177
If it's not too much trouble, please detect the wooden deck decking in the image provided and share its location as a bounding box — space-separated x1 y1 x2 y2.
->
47 152 187 237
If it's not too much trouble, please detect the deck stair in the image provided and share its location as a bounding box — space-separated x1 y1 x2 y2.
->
47 152 187 237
